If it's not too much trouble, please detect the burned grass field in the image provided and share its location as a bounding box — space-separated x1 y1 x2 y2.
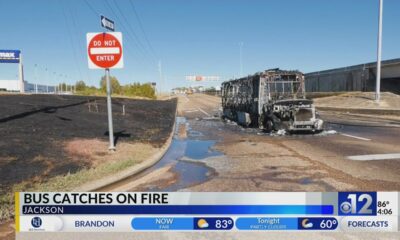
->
0 94 177 194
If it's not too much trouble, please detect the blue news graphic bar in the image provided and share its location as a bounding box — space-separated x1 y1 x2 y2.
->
131 217 235 230
236 217 338 230
236 217 298 230
22 205 334 215
132 218 193 230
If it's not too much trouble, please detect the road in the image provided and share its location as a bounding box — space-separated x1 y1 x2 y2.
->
100 93 400 192
14 93 400 240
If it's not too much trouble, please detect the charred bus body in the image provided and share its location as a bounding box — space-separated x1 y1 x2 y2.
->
221 69 323 132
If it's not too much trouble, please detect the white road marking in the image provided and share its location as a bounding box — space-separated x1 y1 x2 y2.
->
197 107 211 117
183 95 190 102
347 153 400 161
340 133 371 141
184 109 199 113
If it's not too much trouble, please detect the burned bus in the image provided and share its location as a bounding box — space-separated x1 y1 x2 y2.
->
221 68 323 132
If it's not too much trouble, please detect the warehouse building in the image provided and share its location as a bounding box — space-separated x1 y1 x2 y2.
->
305 58 400 93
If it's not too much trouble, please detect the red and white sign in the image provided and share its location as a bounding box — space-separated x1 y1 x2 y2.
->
87 32 124 69
185 75 220 81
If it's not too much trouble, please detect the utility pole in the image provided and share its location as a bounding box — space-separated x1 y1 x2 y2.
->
239 42 243 77
45 67 49 93
64 75 66 93
60 74 64 93
53 72 56 94
158 60 162 95
376 0 383 102
54 72 57 94
34 64 39 94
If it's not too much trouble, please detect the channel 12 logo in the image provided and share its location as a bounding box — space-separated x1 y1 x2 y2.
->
338 192 377 216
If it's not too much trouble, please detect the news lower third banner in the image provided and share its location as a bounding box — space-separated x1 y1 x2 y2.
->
15 192 399 232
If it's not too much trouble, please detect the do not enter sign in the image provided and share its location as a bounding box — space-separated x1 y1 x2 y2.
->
87 32 124 69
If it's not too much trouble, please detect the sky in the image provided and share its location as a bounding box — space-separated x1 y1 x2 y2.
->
0 0 399 91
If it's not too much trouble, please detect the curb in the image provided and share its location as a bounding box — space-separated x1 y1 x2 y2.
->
317 106 400 116
73 107 178 192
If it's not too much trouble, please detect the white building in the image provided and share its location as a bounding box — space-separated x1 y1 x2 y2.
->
0 80 20 91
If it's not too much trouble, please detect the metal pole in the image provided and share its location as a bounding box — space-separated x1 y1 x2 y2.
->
34 64 38 86
61 75 64 93
158 60 162 95
19 53 25 93
106 68 115 150
45 68 49 93
376 0 383 102
53 72 56 94
239 42 243 77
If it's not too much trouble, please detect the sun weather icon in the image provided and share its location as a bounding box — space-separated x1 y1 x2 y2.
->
197 219 209 229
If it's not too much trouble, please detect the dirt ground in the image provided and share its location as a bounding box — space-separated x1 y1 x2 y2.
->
0 94 176 192
313 91 400 109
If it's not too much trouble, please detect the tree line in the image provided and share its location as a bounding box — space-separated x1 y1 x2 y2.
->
74 76 156 99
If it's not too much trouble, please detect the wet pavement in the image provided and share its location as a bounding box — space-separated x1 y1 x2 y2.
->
136 116 223 191
101 93 400 192
99 116 224 192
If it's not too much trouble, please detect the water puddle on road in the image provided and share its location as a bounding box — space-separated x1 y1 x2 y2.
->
125 117 222 191
183 140 222 160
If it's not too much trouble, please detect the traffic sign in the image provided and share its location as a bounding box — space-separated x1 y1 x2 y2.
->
185 75 220 81
0 50 21 63
101 15 115 31
87 32 124 69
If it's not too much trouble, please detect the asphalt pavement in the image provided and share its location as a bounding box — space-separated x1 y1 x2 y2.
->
97 93 400 192
15 93 400 239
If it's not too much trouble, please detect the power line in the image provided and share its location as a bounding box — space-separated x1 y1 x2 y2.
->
106 0 156 64
83 0 100 17
239 42 243 77
83 0 159 80
128 0 158 59
60 0 83 84
68 2 94 85
112 0 145 49
82 1 143 86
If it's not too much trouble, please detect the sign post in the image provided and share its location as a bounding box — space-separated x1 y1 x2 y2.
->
0 50 24 92
105 68 114 150
18 53 24 93
87 29 123 151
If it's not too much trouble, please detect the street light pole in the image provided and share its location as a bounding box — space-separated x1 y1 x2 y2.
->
239 42 243 77
34 64 38 94
376 0 383 102
158 60 162 95
45 68 49 93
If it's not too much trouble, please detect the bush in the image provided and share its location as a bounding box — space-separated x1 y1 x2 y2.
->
100 76 122 95
75 78 155 99
122 83 155 99
75 80 87 91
